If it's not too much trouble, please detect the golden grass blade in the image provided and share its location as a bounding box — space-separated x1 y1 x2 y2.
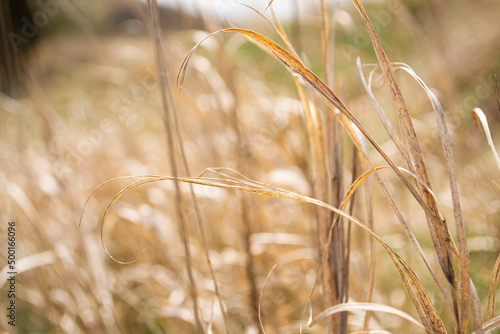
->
394 62 473 331
350 3 456 310
264 0 274 12
235 2 299 59
100 177 162 264
300 160 448 332
307 302 425 331
80 175 158 227
258 264 278 334
472 108 500 170
219 167 447 334
487 253 500 321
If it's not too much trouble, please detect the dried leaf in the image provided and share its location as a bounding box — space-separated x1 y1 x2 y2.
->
308 302 425 330
472 108 500 170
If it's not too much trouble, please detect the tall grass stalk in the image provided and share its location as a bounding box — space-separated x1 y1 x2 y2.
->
147 0 204 332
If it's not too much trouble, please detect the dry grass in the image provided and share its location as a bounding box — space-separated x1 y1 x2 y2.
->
1 0 500 333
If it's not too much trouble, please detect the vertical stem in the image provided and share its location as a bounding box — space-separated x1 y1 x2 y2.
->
241 198 263 333
220 44 262 332
320 1 346 333
147 1 204 333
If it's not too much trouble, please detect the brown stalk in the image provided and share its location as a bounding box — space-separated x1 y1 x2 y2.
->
147 1 204 332
224 51 262 333
320 1 347 332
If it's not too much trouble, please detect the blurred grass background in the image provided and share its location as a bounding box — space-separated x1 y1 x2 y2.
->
1 0 500 333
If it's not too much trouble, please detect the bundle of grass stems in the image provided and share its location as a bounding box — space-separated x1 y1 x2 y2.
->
2 0 500 333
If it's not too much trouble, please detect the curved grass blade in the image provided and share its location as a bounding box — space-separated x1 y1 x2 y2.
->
308 302 425 331
235 2 300 59
80 175 158 227
264 0 274 12
472 108 500 170
92 167 446 333
356 58 408 163
258 264 278 334
99 177 163 264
